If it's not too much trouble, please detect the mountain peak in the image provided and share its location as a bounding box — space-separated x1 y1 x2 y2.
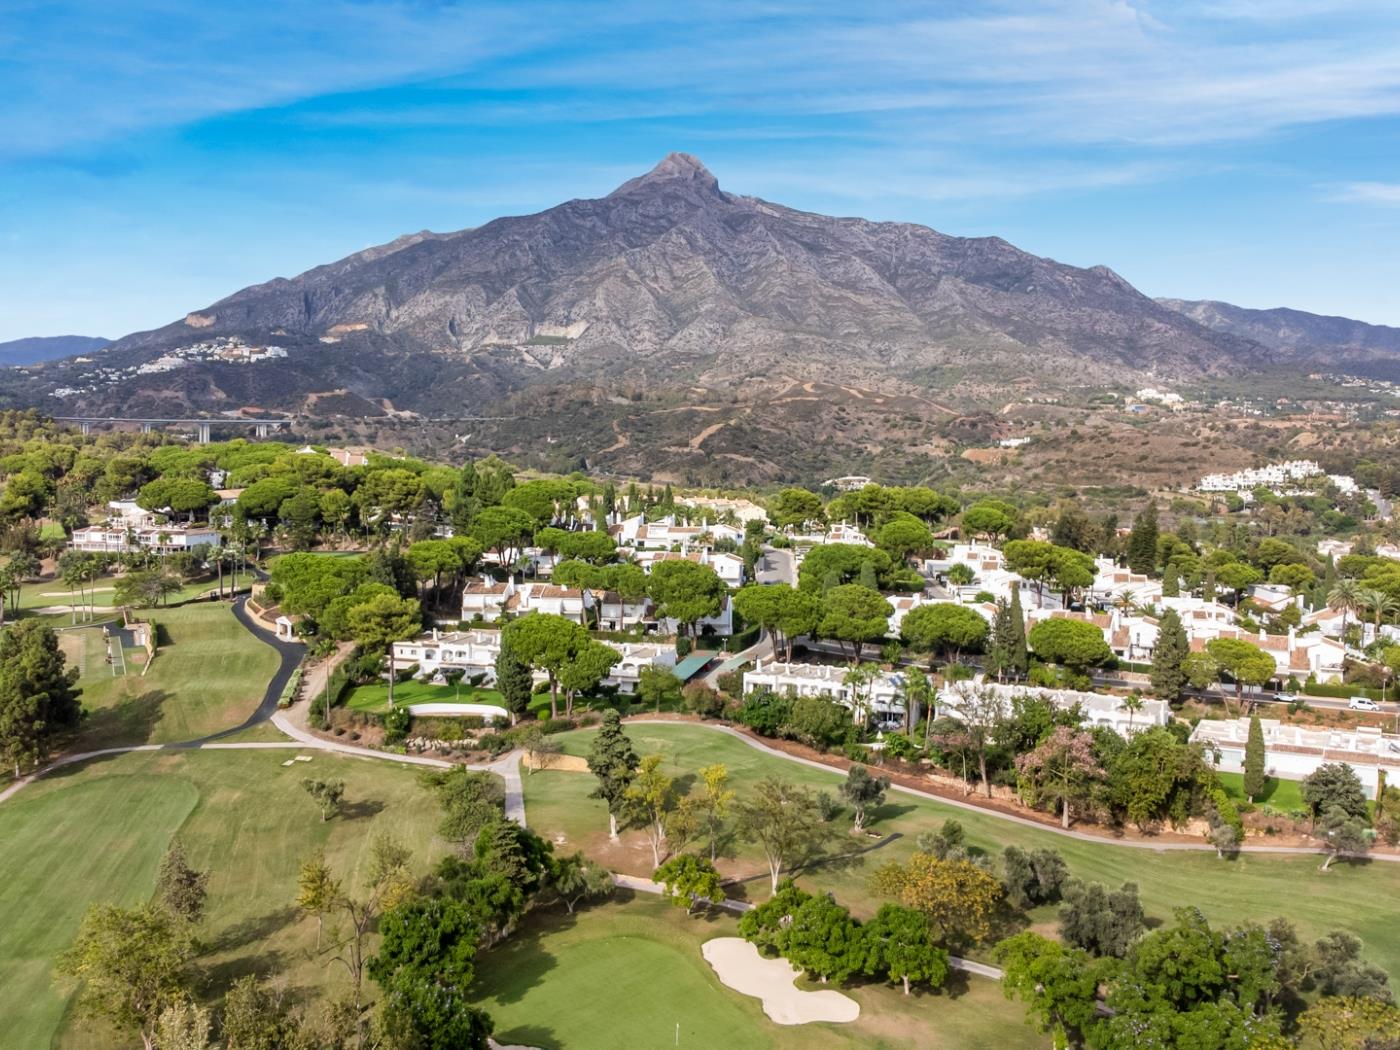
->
608 152 723 198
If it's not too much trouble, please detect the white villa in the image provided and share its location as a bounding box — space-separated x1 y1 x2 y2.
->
69 523 221 555
597 591 651 631
393 628 503 682
604 643 678 694
936 679 1170 738
742 658 904 721
676 495 768 524
515 582 592 624
612 513 744 550
633 548 745 587
1191 717 1400 798
460 577 515 622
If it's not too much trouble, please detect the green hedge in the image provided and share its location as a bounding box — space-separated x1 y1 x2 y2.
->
1302 681 1387 701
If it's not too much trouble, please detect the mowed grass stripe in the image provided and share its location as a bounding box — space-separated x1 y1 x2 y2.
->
0 773 198 1048
73 602 280 750
536 722 1400 978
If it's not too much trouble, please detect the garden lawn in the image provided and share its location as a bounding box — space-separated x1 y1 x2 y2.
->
0 749 452 1049
1217 770 1308 814
345 680 505 713
530 722 1400 980
71 602 281 749
472 895 1030 1050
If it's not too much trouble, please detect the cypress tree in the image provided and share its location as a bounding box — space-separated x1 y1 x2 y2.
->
586 710 639 840
1243 715 1267 802
1162 563 1180 598
986 599 1012 682
1149 608 1189 704
495 637 535 724
1202 568 1217 603
1004 582 1029 680
858 559 879 591
1127 502 1159 577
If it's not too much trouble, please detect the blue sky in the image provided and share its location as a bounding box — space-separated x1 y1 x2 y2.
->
3 0 1400 341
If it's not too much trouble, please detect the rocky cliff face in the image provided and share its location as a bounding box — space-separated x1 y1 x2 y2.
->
62 153 1271 417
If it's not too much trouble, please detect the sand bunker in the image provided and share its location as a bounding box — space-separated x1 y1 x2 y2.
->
701 937 859 1025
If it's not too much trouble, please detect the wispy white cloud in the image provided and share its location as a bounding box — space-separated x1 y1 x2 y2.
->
7 0 1400 162
1326 181 1400 205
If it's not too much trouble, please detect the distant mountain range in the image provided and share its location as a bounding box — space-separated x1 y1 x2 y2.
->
1156 298 1400 377
0 335 107 367
3 155 1397 480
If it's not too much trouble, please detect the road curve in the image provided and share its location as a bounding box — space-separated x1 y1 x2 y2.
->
0 597 525 823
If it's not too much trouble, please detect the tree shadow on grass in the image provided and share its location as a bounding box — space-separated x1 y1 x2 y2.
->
78 689 168 748
477 931 560 1006
492 1024 558 1049
207 905 300 955
340 798 386 821
204 949 287 992
869 801 917 824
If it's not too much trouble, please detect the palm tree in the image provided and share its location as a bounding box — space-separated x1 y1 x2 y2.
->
842 662 881 728
1360 587 1400 642
1122 695 1145 735
1327 578 1364 648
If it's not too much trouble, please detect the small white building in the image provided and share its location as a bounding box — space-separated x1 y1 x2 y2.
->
634 548 745 588
1191 717 1400 798
937 679 1169 737
742 658 904 721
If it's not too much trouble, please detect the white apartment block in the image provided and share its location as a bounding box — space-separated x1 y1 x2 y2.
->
742 658 904 720
937 679 1170 737
393 628 502 682
1197 460 1321 494
1192 718 1400 798
69 524 221 555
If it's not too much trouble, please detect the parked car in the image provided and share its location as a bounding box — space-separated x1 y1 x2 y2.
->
1349 697 1380 711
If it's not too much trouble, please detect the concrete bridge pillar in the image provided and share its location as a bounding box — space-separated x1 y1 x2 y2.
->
140 423 154 434
254 423 270 438
78 422 91 436
196 422 212 444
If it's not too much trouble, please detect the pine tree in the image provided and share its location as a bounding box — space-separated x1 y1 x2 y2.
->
1003 583 1029 681
1149 608 1189 704
1126 503 1159 577
586 710 639 840
1243 715 1267 802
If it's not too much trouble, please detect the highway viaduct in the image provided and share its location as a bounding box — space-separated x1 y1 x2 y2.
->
54 416 295 444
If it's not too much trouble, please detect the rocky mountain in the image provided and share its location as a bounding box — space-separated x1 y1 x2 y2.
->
19 153 1274 421
0 335 108 367
1157 298 1400 378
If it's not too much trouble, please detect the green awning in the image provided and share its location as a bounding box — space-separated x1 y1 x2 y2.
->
671 651 719 682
